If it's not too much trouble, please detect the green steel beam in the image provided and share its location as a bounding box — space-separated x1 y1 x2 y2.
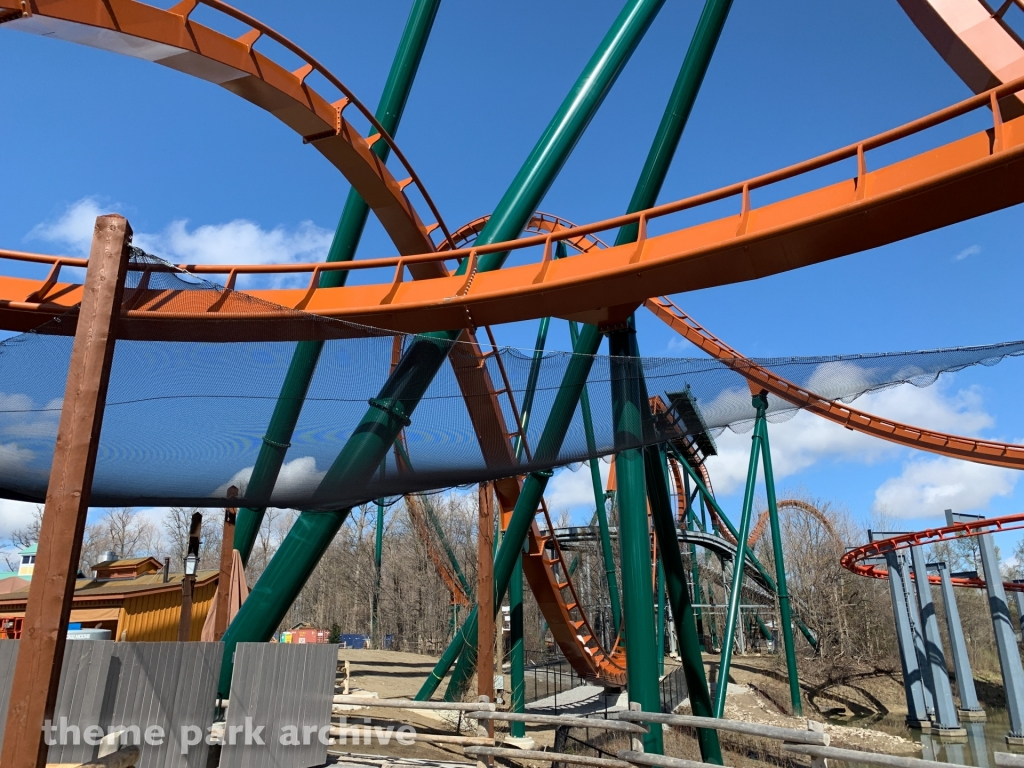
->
656 558 666 676
423 495 472 595
644 446 723 762
373 499 385 645
682 467 705 649
514 313 552 460
615 0 735 246
712 397 767 718
509 550 526 737
416 324 606 701
570 319 623 633
232 0 442 564
471 0 666 274
760 417 803 715
609 325 662 754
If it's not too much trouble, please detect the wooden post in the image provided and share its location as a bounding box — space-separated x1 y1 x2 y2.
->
0 215 132 768
477 482 495 734
213 486 238 640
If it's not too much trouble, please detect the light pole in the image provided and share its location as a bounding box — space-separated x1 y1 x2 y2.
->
178 512 202 642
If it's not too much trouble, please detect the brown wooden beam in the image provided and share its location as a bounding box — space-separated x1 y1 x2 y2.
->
477 482 495 737
0 215 132 768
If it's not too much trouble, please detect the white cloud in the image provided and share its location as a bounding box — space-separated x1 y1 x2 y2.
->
0 498 40 542
703 380 998 495
955 245 981 261
214 456 326 502
546 460 611 514
27 198 333 285
27 198 106 255
133 218 332 268
872 457 1017 519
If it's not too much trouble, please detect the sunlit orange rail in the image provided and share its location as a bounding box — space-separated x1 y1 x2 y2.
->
4 74 1024 337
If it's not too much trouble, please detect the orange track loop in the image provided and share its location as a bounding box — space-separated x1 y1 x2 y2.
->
5 75 1024 336
646 296 1024 470
0 0 450 267
841 513 1024 593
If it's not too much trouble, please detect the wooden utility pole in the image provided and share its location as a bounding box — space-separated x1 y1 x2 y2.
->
1 215 132 768
477 482 495 732
213 486 239 640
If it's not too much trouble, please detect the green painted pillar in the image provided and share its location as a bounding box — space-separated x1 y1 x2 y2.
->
373 499 385 646
644 446 723 762
712 396 767 718
509 551 526 736
759 407 803 715
683 467 705 650
232 0 443 563
416 325 605 700
570 320 622 633
656 557 666 676
609 325 663 754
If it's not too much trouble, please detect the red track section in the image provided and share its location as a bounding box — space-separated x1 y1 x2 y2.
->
841 513 1024 593
646 296 1024 471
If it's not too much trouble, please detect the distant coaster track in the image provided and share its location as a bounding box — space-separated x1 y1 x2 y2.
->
841 512 1024 593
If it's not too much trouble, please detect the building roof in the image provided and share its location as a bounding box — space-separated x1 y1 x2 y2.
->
18 544 36 557
0 569 219 610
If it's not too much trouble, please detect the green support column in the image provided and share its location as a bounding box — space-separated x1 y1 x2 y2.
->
232 0 443 564
609 326 663 754
570 320 623 633
644 446 723 763
416 325 606 700
373 499 385 646
683 468 705 650
712 395 767 718
656 557 666 676
759 407 803 715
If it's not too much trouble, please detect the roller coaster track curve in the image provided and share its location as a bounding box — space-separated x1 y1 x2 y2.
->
646 296 1024 471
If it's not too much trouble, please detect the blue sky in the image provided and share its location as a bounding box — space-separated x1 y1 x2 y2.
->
0 0 1022 554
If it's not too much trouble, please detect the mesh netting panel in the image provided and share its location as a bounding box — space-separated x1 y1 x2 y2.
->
0 252 1020 509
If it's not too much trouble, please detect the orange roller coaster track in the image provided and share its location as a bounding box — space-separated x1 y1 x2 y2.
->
0 0 452 266
2 75 1024 338
646 296 1024 470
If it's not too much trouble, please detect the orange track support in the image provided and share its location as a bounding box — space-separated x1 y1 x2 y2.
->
646 296 1024 470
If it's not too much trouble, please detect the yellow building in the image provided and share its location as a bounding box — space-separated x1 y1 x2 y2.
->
0 557 217 642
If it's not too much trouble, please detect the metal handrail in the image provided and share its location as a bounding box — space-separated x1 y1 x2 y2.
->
7 68 1023 279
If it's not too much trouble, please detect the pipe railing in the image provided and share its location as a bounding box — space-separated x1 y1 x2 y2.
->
7 69 1024 287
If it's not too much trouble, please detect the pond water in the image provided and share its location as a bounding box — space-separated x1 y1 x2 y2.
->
829 710 1022 767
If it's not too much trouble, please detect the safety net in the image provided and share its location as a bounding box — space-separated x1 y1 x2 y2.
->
0 251 1020 510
